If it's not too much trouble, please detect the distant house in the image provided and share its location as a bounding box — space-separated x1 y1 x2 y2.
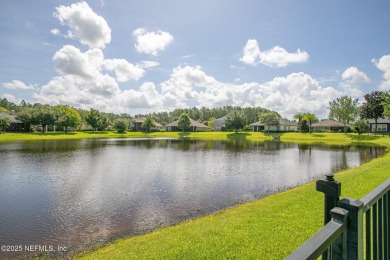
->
165 118 208 132
250 118 298 132
131 117 164 131
310 119 345 132
368 117 390 133
214 116 227 131
0 111 24 132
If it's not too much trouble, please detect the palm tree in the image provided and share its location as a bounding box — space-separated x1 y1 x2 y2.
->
303 113 318 134
293 113 305 132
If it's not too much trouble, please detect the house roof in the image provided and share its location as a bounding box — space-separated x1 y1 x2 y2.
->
166 117 208 128
367 117 390 124
131 117 145 123
0 112 22 124
215 116 227 122
311 119 345 127
249 118 297 126
131 117 163 127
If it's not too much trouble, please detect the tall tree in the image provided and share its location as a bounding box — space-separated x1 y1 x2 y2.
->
178 112 191 132
56 105 82 133
33 105 57 133
381 91 390 120
293 113 304 132
259 112 280 133
16 107 36 132
225 110 245 133
303 113 318 134
207 117 216 131
86 108 101 131
141 116 156 132
97 113 110 131
360 91 385 134
328 96 359 133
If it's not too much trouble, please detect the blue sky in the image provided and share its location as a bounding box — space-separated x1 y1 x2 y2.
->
1 0 390 119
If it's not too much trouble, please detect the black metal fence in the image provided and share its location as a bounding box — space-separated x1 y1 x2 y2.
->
286 177 389 260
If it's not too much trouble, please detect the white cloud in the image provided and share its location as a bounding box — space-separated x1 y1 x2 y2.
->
372 54 390 90
50 28 61 36
53 45 103 80
160 66 341 119
341 67 370 84
239 39 261 66
119 82 163 109
2 93 23 104
32 60 356 119
161 65 217 101
133 28 173 56
104 59 145 82
240 39 309 67
140 60 160 69
3 80 35 90
54 1 111 49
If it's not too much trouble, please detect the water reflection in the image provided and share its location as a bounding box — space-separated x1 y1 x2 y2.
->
0 139 385 258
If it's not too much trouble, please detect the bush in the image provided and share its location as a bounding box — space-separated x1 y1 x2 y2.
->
113 118 129 133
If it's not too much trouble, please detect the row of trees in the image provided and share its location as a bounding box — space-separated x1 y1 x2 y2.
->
1 90 390 133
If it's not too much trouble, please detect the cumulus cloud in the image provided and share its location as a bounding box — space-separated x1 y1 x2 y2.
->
53 45 103 79
54 1 111 49
341 67 370 84
104 59 145 82
32 58 350 118
3 80 35 90
33 44 155 112
240 39 309 67
372 54 390 90
160 66 341 118
52 45 146 83
2 93 23 104
161 65 217 101
133 28 174 56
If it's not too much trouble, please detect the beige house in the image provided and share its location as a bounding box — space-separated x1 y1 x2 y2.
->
310 119 345 132
131 117 164 131
250 118 298 132
165 118 208 131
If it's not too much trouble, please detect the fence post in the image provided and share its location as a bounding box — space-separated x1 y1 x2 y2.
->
338 197 364 260
316 173 342 224
330 207 349 260
316 173 341 259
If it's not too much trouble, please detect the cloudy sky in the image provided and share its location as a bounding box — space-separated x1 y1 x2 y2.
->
1 0 390 119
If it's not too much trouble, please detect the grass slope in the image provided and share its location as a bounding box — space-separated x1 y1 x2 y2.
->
72 134 390 259
0 131 380 144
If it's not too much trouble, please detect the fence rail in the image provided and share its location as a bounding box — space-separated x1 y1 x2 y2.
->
286 177 390 260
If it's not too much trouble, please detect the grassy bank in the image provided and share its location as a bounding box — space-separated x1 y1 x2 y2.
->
70 134 390 259
0 131 384 144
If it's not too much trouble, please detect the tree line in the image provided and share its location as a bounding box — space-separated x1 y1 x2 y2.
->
1 90 390 133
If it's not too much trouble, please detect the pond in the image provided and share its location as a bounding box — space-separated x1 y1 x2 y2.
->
0 138 385 257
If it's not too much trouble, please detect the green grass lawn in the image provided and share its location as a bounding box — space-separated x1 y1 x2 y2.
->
1 131 389 259
0 130 384 144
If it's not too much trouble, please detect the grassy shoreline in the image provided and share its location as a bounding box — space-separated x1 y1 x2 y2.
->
1 132 389 259
0 131 385 144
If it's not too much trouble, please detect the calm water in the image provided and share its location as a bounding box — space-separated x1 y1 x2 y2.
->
0 138 385 257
